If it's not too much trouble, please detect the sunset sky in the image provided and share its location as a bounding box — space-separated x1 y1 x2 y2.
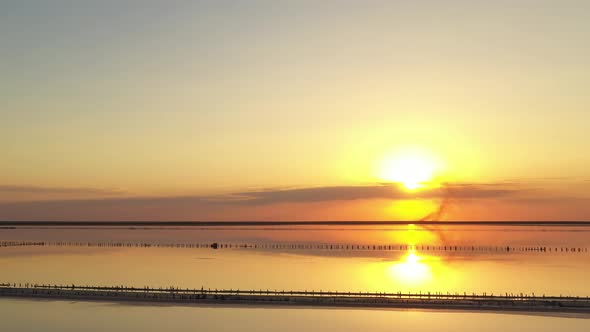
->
1 1 589 221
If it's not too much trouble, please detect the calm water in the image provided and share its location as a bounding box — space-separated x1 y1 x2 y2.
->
1 224 589 330
1 298 589 332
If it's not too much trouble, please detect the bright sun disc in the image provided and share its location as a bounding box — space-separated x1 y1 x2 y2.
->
378 150 439 190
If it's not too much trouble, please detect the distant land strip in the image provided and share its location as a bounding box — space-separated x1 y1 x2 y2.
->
1 221 590 227
1 283 590 314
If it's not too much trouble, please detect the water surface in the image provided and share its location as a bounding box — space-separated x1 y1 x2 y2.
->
1 224 589 330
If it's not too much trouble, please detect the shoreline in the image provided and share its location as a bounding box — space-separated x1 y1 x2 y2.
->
2 285 590 316
3 295 590 320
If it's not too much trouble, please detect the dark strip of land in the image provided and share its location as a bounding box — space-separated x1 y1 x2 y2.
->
1 221 590 227
1 284 589 314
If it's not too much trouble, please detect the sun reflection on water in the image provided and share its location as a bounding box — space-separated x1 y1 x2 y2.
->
388 249 435 285
377 224 449 291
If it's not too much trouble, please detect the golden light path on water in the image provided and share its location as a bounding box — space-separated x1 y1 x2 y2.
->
364 224 453 292
378 147 451 290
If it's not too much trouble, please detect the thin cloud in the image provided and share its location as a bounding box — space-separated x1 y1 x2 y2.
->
229 183 520 205
0 182 576 221
508 196 590 204
231 185 406 204
0 185 124 195
0 183 522 208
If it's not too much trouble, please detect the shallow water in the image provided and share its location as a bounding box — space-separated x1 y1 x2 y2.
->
1 224 589 330
1 225 589 295
1 298 589 332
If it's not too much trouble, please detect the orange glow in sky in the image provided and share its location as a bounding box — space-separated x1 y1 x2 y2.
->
2 2 590 221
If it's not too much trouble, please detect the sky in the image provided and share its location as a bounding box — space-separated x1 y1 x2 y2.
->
1 0 589 221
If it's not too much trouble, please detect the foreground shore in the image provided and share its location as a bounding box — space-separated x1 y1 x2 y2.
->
2 284 590 315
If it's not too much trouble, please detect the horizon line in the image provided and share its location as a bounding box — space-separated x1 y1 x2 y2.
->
1 221 590 227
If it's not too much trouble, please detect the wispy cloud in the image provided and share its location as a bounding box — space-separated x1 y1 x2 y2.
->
0 185 124 195
226 183 519 205
229 185 405 204
0 182 588 221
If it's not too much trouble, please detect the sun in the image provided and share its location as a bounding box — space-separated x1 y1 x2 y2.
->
378 149 439 190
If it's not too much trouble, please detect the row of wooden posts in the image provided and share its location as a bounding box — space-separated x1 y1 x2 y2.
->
0 240 587 253
1 282 588 302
